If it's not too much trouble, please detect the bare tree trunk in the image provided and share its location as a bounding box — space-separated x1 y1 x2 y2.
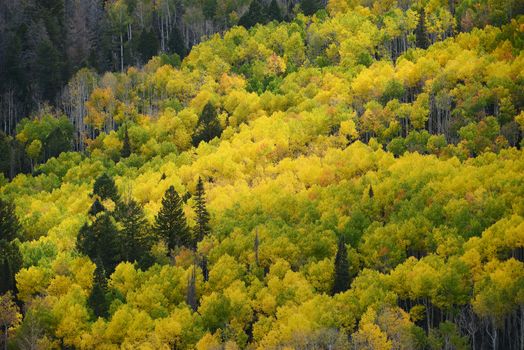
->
120 32 124 72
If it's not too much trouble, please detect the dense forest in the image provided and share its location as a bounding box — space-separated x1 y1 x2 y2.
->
0 0 319 142
1 0 524 349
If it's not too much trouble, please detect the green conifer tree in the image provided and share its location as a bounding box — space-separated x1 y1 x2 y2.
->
193 177 210 249
300 0 324 16
88 199 106 217
92 174 120 203
268 0 283 21
117 199 154 269
76 213 121 275
137 29 159 63
200 255 209 282
154 186 191 250
332 237 350 295
186 265 198 312
192 102 223 147
239 0 268 29
0 199 22 293
121 127 131 158
88 262 109 319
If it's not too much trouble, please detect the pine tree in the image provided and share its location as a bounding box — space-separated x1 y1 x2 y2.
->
186 265 198 312
192 102 223 147
0 199 20 242
332 237 350 295
88 262 109 319
239 0 268 29
267 0 283 22
415 9 429 49
88 198 106 216
203 0 218 19
0 199 22 294
300 0 324 16
121 126 131 158
137 29 159 63
193 177 210 249
92 174 120 203
77 213 121 275
168 27 188 59
200 255 209 282
117 199 154 269
154 186 191 251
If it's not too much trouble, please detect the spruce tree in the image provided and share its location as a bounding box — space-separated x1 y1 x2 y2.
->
415 9 429 49
77 213 121 275
92 174 120 203
267 0 283 22
192 102 223 147
117 199 154 269
200 255 209 282
300 0 324 16
154 186 191 251
203 0 218 19
193 177 210 249
88 262 109 319
88 198 106 216
0 199 20 242
332 238 350 295
0 199 22 293
121 127 131 158
186 265 198 312
137 29 159 63
168 27 188 59
239 0 268 29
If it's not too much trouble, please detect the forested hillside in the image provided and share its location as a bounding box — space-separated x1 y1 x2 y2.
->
0 0 316 141
1 0 524 349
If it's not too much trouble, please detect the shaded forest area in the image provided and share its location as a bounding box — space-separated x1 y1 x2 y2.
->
0 0 326 177
0 0 318 133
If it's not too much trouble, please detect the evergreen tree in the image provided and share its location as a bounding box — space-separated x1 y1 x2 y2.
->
88 199 106 217
44 119 74 159
154 186 191 250
239 0 268 29
168 27 188 59
0 199 20 243
267 0 283 22
137 29 159 64
332 238 350 295
186 265 198 312
0 199 22 294
192 103 223 147
76 213 121 275
88 262 109 319
203 0 218 19
35 39 64 103
193 177 210 249
0 133 11 178
369 185 374 198
300 0 324 16
200 255 209 282
121 126 131 159
92 174 120 203
117 199 154 269
415 9 429 49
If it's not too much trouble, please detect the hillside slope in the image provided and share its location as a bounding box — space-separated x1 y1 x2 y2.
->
1 0 524 349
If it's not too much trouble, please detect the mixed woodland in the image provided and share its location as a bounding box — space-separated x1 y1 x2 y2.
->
1 0 524 349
